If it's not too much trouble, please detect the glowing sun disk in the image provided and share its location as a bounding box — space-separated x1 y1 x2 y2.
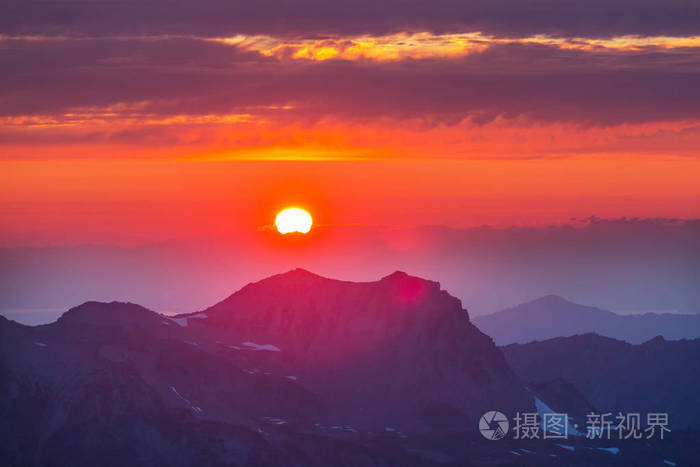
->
275 208 313 234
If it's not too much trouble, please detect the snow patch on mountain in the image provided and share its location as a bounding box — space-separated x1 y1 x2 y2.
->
237 342 281 351
593 447 620 455
261 416 287 425
170 386 202 413
166 313 207 327
534 396 583 436
168 317 188 327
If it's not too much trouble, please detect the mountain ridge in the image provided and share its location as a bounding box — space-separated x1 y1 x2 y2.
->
473 295 700 345
191 269 527 431
3 271 699 465
2 269 532 435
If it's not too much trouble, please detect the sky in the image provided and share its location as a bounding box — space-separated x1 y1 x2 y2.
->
2 0 700 246
2 219 699 317
1 2 700 316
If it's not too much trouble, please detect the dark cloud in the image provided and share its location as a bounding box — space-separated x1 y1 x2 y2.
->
1 37 700 130
1 0 699 39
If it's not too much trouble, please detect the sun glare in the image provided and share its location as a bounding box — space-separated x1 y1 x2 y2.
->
275 208 313 234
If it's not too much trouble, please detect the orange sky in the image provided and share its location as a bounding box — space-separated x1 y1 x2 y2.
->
3 155 700 246
3 0 700 322
2 21 700 245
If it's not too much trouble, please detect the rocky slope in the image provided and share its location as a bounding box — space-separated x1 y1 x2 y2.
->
502 333 700 429
194 269 534 431
1 270 535 465
3 270 698 465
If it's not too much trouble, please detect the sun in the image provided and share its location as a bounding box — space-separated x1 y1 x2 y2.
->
275 208 313 234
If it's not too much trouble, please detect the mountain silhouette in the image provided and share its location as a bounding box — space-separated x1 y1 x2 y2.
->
473 295 700 345
1 270 535 465
2 271 698 465
192 269 533 431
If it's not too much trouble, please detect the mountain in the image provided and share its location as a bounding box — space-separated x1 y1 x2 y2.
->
191 269 534 431
501 333 700 429
0 302 332 466
3 271 699 466
0 270 536 466
473 295 700 345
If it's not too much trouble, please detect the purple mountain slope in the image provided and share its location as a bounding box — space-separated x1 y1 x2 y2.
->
3 271 699 465
502 333 700 429
190 269 534 431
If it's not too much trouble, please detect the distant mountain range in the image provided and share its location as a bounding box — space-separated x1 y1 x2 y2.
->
502 333 700 430
1 270 698 466
473 295 700 345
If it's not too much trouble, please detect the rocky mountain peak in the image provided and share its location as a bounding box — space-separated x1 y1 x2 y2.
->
203 270 466 343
